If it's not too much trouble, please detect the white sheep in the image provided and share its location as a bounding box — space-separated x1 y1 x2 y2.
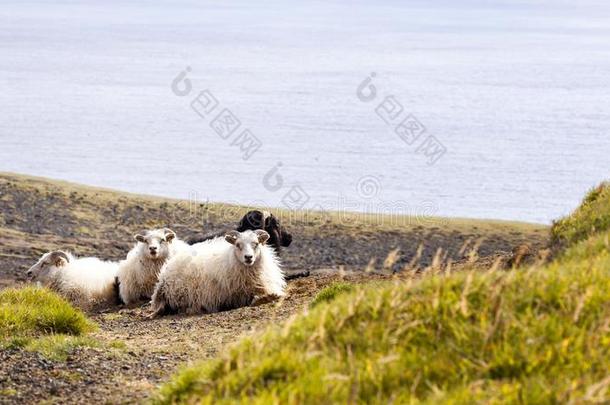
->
26 251 119 309
117 228 188 305
149 229 286 317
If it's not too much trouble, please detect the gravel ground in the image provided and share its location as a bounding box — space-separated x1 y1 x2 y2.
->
0 271 390 404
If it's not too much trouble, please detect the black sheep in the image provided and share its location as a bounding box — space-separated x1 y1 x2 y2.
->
236 210 293 254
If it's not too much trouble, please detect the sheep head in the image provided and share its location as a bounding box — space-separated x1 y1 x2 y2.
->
225 230 270 266
134 228 177 260
26 251 70 282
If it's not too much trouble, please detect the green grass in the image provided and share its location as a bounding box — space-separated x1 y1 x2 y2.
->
155 258 610 404
0 389 18 397
309 282 355 308
0 287 94 338
23 335 100 361
0 287 97 359
561 229 610 263
155 182 610 404
551 182 610 248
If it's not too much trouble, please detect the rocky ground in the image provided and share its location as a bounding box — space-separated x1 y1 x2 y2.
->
0 271 391 404
0 173 550 403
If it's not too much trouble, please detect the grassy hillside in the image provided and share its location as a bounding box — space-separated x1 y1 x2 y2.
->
551 181 610 249
155 182 610 404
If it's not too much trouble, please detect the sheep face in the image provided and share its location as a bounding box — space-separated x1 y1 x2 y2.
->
134 228 176 260
225 230 270 266
26 251 70 283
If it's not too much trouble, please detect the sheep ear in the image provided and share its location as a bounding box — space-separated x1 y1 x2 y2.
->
135 234 146 243
225 231 239 245
164 229 176 243
49 251 69 267
255 230 270 244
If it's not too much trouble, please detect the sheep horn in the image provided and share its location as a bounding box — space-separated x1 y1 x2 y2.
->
255 230 270 244
50 251 70 263
225 230 240 245
164 228 176 242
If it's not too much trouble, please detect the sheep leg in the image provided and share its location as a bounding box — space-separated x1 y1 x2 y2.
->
148 295 168 319
250 294 282 307
146 305 167 319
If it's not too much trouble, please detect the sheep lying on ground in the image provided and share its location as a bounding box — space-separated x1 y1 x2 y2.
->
150 229 286 317
188 210 308 280
117 228 188 305
188 210 293 253
26 251 119 309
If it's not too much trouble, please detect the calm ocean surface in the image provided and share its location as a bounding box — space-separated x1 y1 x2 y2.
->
1 0 609 223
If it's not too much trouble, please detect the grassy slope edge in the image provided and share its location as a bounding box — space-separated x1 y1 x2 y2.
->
155 182 610 404
0 287 97 360
551 181 610 248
